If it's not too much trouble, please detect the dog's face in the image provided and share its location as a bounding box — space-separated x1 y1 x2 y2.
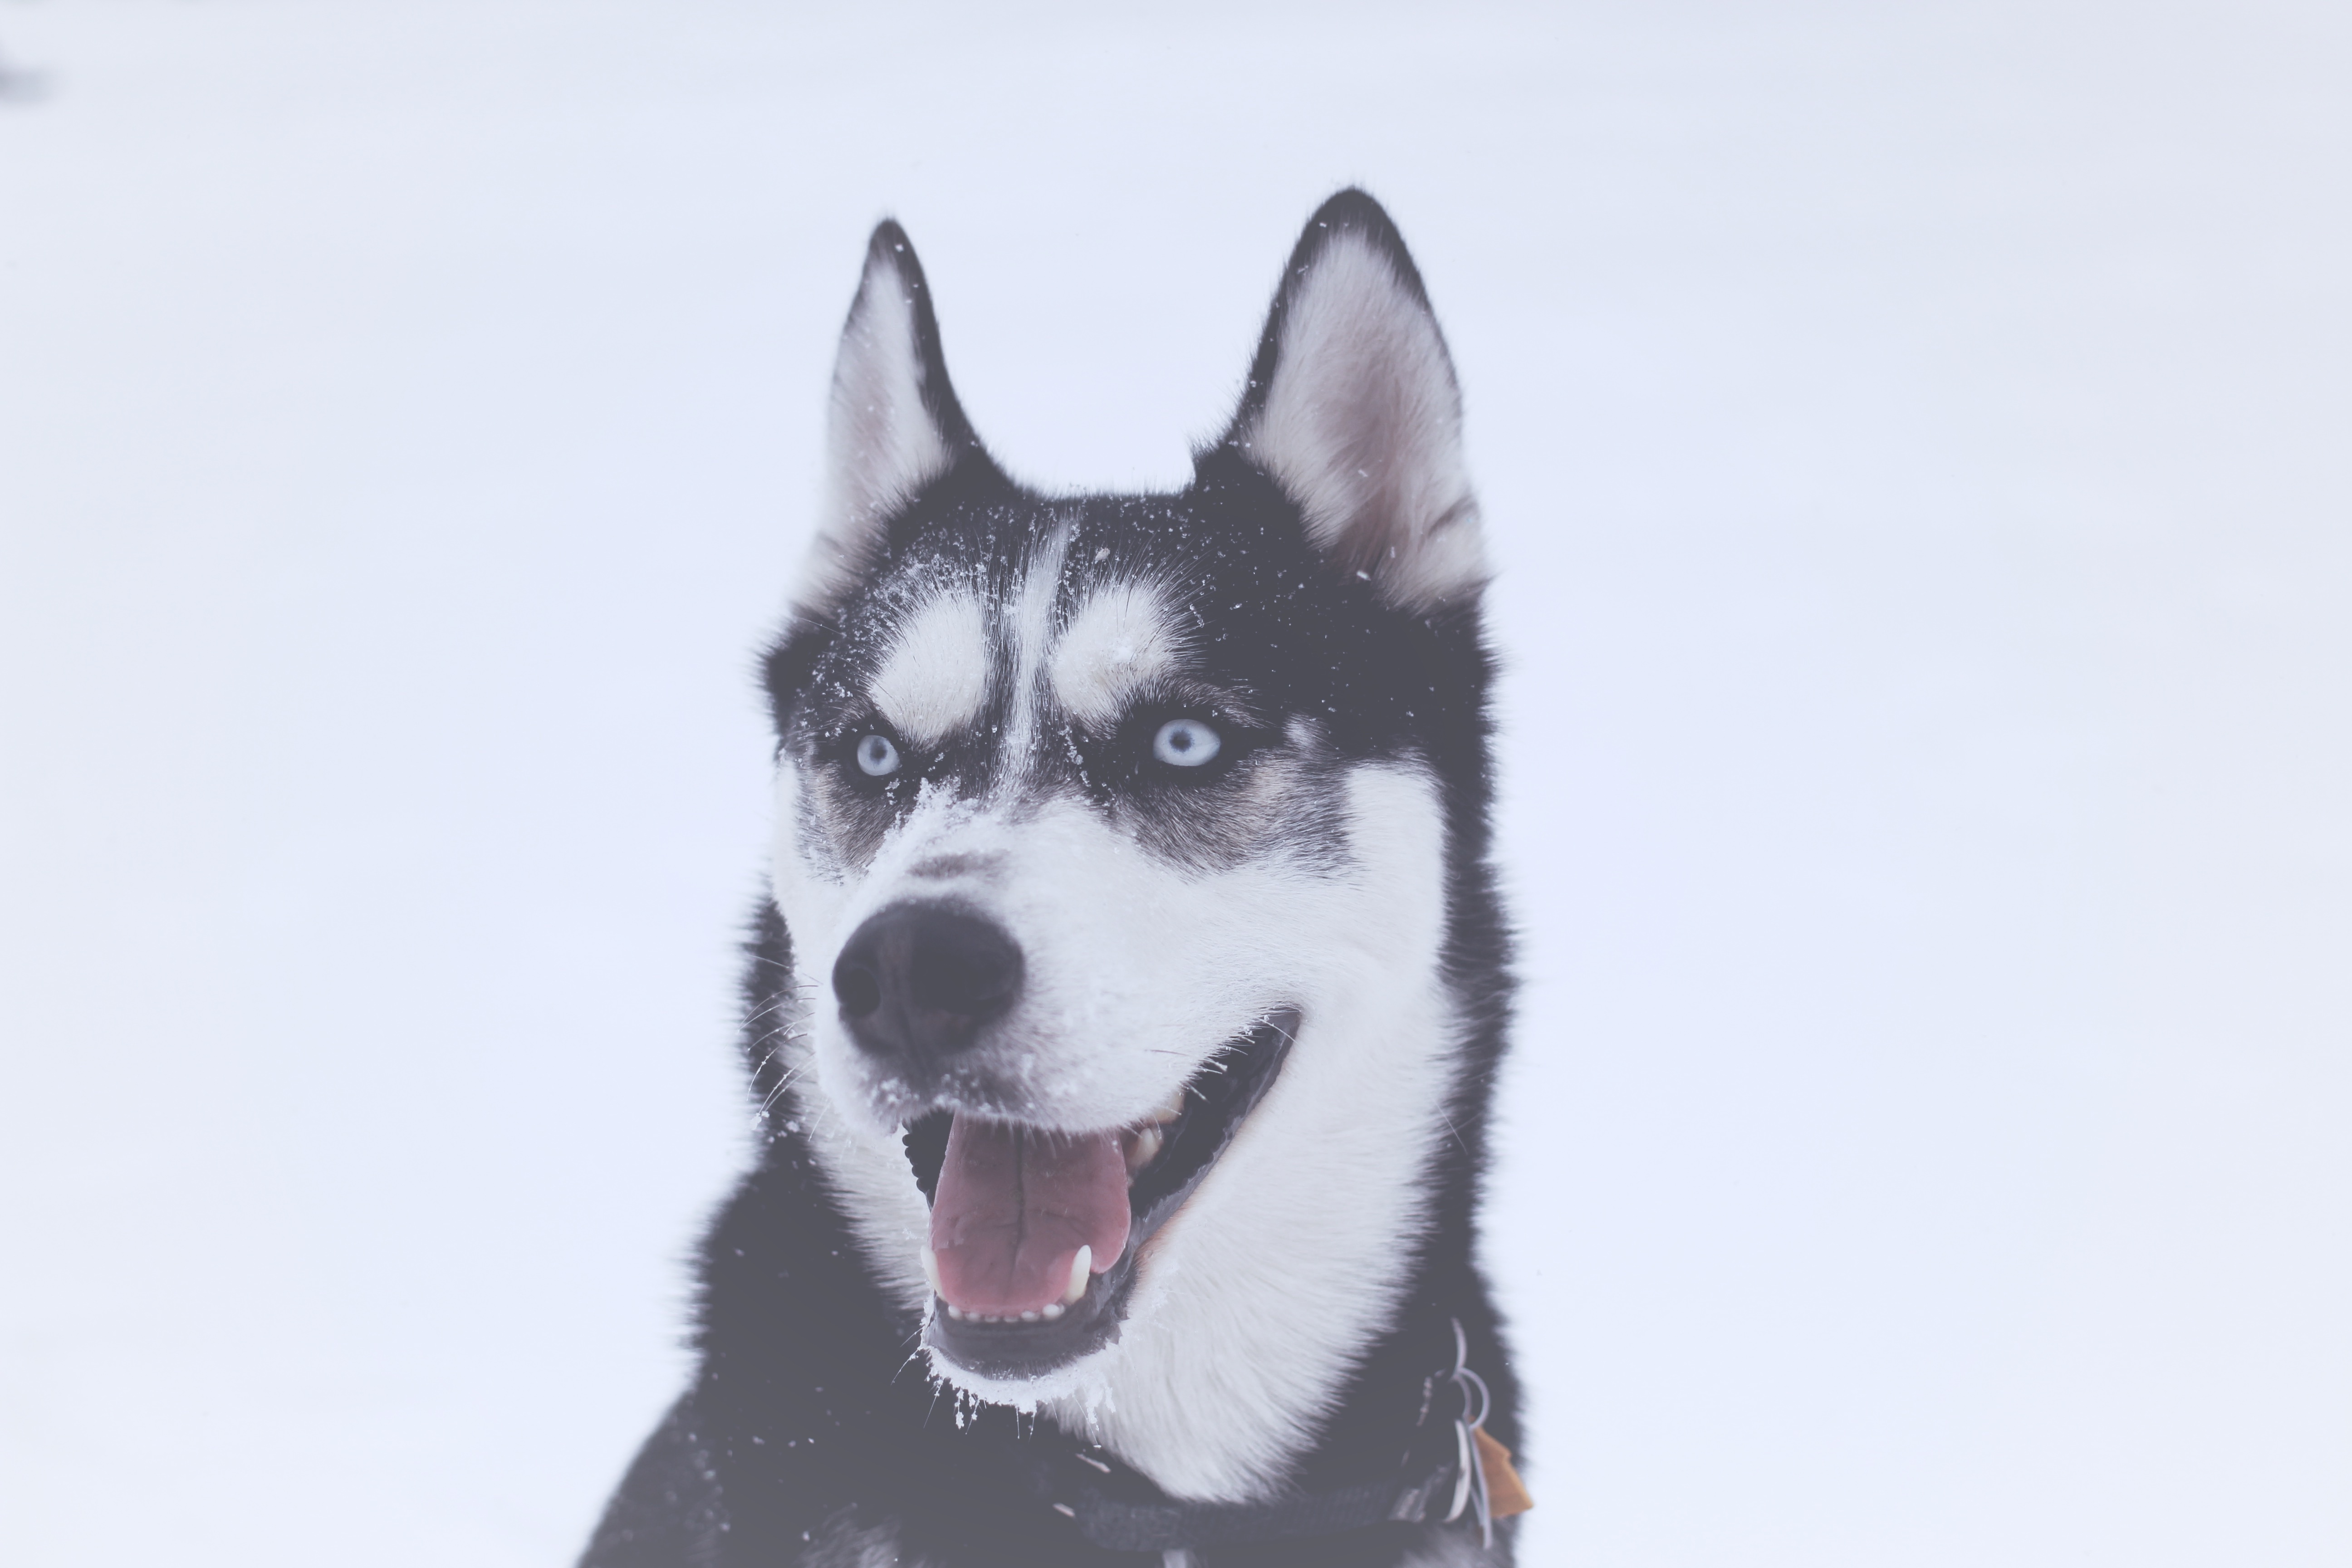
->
764 196 1491 1500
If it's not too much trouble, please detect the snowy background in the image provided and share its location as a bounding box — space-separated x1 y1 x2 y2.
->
3 2 2347 1563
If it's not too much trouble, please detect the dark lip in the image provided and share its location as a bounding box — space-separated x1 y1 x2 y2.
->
903 1008 1301 1381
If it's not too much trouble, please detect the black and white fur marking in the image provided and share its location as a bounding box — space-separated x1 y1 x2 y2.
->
583 191 1521 1567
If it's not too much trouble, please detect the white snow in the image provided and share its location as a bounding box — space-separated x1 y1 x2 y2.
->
2 2 2347 1563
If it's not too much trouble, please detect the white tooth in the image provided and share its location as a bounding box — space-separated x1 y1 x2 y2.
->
1041 1302 1064 1321
1152 1089 1187 1124
920 1245 942 1297
946 1303 965 1320
1126 1126 1163 1172
1062 1246 1092 1306
1020 1310 1040 1323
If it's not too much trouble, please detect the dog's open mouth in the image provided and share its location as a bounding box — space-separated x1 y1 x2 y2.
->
901 1009 1299 1379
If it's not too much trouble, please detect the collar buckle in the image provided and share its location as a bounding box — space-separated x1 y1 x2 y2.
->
1438 1317 1497 1549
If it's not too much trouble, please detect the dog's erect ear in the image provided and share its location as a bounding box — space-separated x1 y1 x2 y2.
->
1219 190 1486 613
796 221 982 614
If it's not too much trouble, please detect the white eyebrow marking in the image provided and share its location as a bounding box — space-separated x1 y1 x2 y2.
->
1049 582 1181 729
996 521 1074 771
869 593 989 747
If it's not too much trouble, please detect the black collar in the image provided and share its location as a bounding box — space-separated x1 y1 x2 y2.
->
1014 1321 1498 1556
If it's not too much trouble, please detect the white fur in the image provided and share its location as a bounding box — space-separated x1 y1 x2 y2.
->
1236 229 1486 613
996 522 1073 766
774 751 1460 1502
796 243 956 615
1048 582 1184 730
870 593 989 747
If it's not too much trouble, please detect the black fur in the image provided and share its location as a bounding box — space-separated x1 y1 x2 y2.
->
583 191 1520 1567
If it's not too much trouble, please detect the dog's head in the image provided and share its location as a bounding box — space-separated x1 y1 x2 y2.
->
762 191 1495 1497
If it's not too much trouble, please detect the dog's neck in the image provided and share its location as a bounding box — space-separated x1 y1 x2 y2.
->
1011 1308 1503 1556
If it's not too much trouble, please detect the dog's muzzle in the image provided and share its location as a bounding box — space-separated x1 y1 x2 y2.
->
827 900 1302 1380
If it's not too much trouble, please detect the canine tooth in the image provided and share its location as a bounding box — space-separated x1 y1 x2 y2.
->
1041 1302 1064 1321
945 1303 965 1320
920 1245 942 1297
1062 1246 1091 1305
1126 1126 1162 1172
1151 1089 1186 1124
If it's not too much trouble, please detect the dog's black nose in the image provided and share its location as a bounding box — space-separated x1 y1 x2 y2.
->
831 903 1023 1065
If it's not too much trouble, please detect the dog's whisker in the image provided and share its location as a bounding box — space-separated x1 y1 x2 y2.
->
1437 1108 1472 1157
757 1065 809 1117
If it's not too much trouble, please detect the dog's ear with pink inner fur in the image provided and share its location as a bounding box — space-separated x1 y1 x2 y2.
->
1220 190 1487 614
796 221 985 617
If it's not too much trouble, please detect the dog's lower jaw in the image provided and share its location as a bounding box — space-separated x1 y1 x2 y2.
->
794 993 1465 1507
1032 1090 1450 1506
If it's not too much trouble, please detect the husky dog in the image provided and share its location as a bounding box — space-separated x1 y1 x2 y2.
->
583 190 1521 1568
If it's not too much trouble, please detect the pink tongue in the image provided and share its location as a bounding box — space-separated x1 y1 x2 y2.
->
929 1114 1132 1316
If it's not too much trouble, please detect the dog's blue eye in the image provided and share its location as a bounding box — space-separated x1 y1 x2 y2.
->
855 734 901 778
1152 718 1221 768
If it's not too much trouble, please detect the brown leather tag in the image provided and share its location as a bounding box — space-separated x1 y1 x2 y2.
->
1474 1427 1533 1519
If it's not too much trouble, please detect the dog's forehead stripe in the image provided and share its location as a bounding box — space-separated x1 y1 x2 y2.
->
997 522 1075 766
869 593 989 747
1049 583 1181 730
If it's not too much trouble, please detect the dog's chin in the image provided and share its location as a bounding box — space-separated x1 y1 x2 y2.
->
898 1009 1300 1387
